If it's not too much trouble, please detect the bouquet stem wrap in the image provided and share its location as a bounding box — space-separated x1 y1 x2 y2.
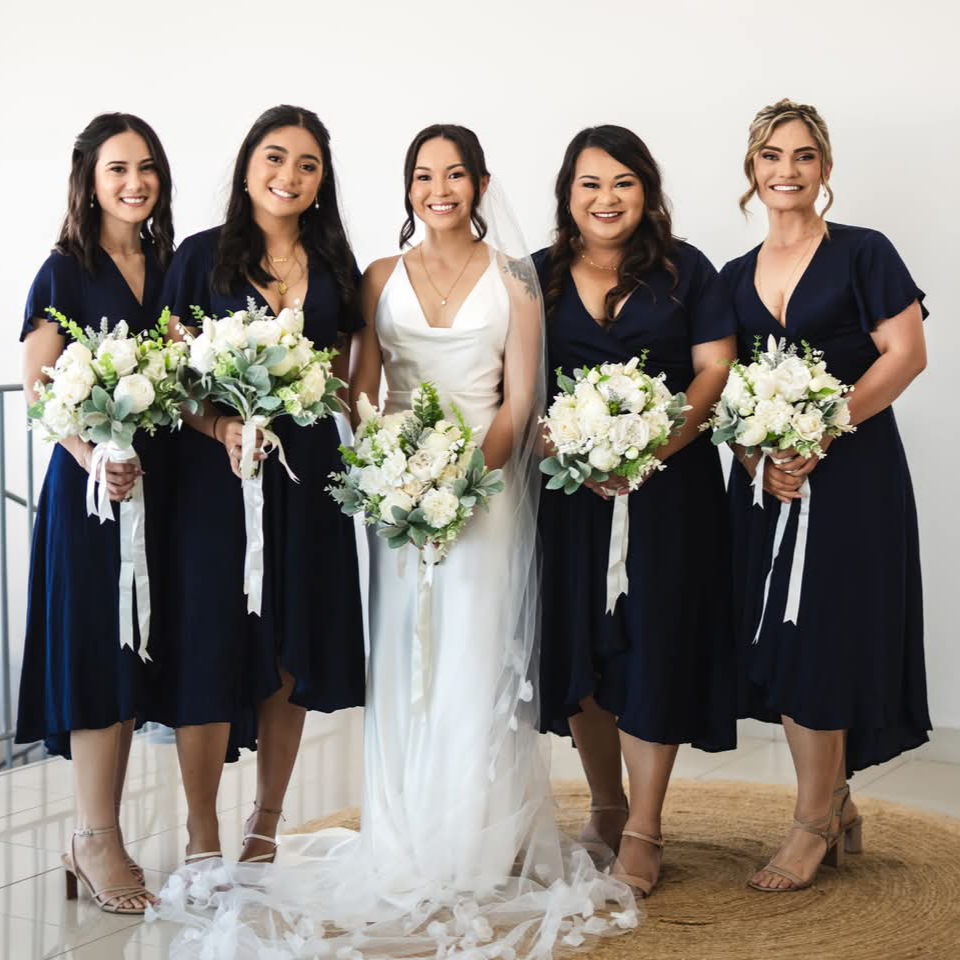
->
605 495 630 614
86 441 151 662
241 416 298 616
411 542 440 707
752 465 811 642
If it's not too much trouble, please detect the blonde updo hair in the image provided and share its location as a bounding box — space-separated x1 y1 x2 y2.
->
740 98 833 218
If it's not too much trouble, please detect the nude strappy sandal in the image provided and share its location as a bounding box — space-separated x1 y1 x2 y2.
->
835 783 864 853
239 801 284 864
612 830 664 898
578 799 629 861
747 806 842 893
63 825 155 915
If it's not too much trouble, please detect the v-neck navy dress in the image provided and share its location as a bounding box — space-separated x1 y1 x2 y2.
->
16 245 169 759
149 227 365 756
721 223 931 775
534 243 737 751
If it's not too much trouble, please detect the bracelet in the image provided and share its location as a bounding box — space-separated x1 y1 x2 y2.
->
211 415 222 443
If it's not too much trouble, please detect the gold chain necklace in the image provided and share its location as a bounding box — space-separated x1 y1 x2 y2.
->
265 249 301 296
758 231 820 315
580 250 620 272
419 243 478 306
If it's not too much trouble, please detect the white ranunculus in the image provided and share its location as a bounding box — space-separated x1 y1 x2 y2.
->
721 370 755 417
588 442 620 473
748 363 777 400
141 350 167 383
247 319 282 348
792 408 824 442
609 413 651 456
381 487 415 518
114 373 155 414
62 342 93 368
41 395 81 438
299 362 328 406
754 397 794 435
213 313 248 349
407 448 444 483
276 306 303 336
96 336 139 377
52 363 95 406
773 356 812 402
738 415 768 448
266 347 296 377
188 332 216 375
421 487 460 529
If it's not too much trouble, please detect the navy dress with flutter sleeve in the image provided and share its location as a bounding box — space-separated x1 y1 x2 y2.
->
150 227 365 755
16 245 169 758
721 222 931 775
535 242 737 751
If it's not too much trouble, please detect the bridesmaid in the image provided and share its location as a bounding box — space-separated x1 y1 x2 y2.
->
17 113 174 912
534 125 737 897
154 105 365 867
721 99 930 892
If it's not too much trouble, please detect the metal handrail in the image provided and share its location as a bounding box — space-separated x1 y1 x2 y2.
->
0 383 37 768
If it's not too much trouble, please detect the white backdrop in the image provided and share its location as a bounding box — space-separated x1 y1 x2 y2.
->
1 0 957 729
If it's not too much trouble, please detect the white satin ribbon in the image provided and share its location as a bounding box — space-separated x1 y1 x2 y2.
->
752 477 811 643
605 495 630 614
240 416 299 617
85 442 152 661
751 453 767 507
410 542 440 706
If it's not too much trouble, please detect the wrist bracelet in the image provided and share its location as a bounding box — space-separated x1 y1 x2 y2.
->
212 415 222 443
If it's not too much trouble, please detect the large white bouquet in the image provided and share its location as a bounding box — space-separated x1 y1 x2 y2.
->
539 355 688 613
704 334 854 459
28 308 192 660
705 335 856 636
180 298 343 615
328 382 504 559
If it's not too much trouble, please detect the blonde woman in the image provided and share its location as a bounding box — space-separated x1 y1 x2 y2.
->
720 99 930 892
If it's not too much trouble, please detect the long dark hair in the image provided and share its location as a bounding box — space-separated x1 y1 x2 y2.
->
56 113 174 273
546 125 677 323
399 124 489 248
213 105 358 323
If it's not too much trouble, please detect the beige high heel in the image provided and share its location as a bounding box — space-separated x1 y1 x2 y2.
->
577 799 629 861
63 826 155 915
747 806 843 893
834 783 864 853
239 802 284 864
612 830 664 898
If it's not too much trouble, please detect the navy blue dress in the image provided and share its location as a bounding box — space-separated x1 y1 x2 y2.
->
535 243 737 751
721 223 931 775
16 246 169 759
149 228 365 756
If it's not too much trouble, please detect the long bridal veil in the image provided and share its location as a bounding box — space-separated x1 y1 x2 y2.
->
150 177 639 959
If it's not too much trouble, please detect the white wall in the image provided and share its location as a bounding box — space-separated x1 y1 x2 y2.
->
1 0 956 726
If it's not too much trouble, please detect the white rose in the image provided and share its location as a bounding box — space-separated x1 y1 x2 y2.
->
381 488 415 518
407 448 444 483
586 368 601 385
247 319 282 348
773 356 812 402
141 350 168 383
599 373 642 408
721 370 756 417
381 412 406 437
609 414 650 456
754 397 794 435
213 313 248 348
829 401 852 428
747 363 777 401
401 473 427 498
738 415 768 448
114 373 155 414
548 397 583 451
792 408 824 442
437 463 460 488
276 306 303 336
643 408 671 441
587 443 619 473
810 372 841 394
422 429 454 457
421 487 460 529
41 395 81 438
356 393 379 424
52 364 95 406
95 337 138 377
299 362 328 406
188 332 217 375
62 342 93 367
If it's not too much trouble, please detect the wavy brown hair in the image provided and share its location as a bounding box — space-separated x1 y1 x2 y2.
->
545 125 677 323
213 105 358 324
56 113 174 273
399 124 489 249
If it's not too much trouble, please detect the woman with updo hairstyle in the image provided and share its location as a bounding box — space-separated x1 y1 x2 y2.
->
17 112 174 913
721 98 930 892
534 125 738 898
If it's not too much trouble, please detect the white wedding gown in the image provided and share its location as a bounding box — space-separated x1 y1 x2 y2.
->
152 249 637 959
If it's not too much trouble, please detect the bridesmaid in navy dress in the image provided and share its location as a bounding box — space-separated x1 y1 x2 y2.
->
17 113 174 913
154 105 365 868
722 99 930 892
536 126 737 897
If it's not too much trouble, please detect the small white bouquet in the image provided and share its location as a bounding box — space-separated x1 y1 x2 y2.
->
28 307 192 660
328 382 504 558
705 335 856 636
539 355 688 613
180 298 343 615
704 334 855 459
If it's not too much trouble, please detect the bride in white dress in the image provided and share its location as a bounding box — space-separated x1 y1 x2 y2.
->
152 125 636 959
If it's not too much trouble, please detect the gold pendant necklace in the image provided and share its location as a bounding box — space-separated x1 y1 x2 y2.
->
580 250 620 272
758 231 820 317
419 243 478 306
266 249 299 296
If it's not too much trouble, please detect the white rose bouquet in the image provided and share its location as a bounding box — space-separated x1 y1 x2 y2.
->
27 307 193 661
539 354 688 614
703 334 855 459
179 298 344 615
328 382 504 559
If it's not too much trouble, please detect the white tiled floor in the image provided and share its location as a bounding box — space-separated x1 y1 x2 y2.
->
1 710 958 959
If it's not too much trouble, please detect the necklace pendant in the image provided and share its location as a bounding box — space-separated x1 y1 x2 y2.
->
440 298 448 306
278 281 288 295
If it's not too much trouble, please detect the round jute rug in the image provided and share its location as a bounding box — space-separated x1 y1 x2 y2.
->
290 778 960 960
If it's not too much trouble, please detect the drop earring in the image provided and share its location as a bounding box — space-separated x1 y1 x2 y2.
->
89 194 95 209
244 180 248 193
314 194 320 210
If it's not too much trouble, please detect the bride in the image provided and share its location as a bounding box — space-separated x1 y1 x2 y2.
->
153 124 636 959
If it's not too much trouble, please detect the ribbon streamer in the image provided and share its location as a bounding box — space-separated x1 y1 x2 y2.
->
410 542 439 706
85 442 151 661
752 477 811 643
751 453 766 507
240 416 299 616
605 494 630 614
